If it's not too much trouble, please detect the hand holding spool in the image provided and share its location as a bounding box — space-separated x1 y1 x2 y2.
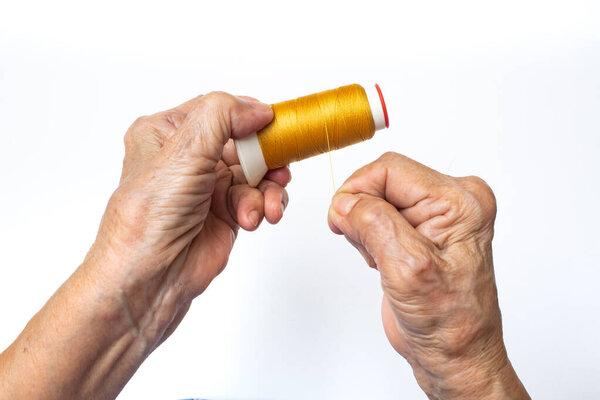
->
235 83 389 186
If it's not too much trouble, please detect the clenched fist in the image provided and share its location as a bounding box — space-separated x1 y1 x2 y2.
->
328 152 529 400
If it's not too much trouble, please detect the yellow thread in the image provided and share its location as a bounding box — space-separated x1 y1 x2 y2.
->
321 99 336 192
325 128 336 192
257 84 376 171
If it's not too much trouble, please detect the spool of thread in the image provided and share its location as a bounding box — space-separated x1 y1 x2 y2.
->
235 83 389 186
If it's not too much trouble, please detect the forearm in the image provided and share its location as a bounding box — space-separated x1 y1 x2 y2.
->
0 252 172 400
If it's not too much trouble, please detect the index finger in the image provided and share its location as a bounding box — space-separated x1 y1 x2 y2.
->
337 152 451 210
174 95 260 115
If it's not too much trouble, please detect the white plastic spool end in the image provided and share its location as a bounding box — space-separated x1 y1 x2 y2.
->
234 132 268 187
363 83 389 131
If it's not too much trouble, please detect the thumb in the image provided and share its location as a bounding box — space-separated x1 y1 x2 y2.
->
163 91 273 174
328 192 439 291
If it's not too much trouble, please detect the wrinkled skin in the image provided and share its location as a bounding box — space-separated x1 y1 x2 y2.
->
328 152 529 400
92 93 292 346
0 93 291 400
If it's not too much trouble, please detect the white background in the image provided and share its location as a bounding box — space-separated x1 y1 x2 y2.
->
1 1 599 399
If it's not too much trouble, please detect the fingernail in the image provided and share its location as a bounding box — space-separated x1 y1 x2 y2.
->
333 193 359 216
280 193 287 214
249 210 260 227
248 101 272 112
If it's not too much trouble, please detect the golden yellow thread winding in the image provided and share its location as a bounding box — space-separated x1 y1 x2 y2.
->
257 84 376 170
325 124 336 192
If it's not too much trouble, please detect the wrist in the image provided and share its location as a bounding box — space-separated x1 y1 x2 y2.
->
82 238 189 348
411 339 529 400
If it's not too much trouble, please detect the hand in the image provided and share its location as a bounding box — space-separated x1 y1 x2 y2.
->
328 152 529 400
90 92 291 346
0 92 291 400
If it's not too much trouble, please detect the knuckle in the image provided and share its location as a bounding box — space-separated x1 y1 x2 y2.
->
356 203 386 228
459 176 497 221
463 175 491 194
380 245 437 295
407 249 436 277
378 151 403 164
202 91 235 108
354 201 398 248
124 116 152 147
163 110 186 128
196 92 237 136
130 115 152 131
